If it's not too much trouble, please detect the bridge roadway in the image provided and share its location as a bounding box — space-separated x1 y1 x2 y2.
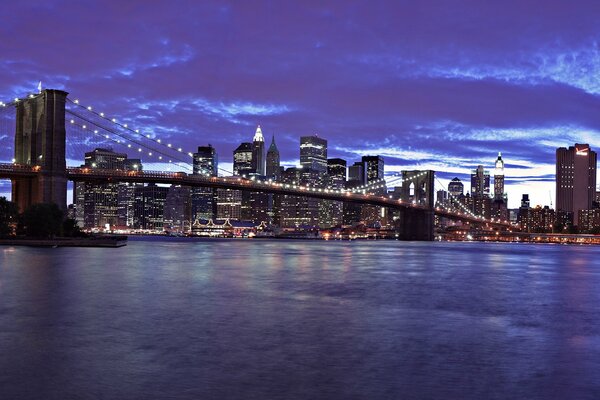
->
0 164 515 229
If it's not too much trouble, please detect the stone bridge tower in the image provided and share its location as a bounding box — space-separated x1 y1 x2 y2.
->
395 170 435 240
12 89 68 212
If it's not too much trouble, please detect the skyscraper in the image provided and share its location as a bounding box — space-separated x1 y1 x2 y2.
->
471 165 490 198
233 142 254 176
448 177 464 197
252 125 265 176
300 135 327 173
493 153 505 201
266 135 281 180
192 145 218 221
362 155 385 184
492 153 508 221
321 158 346 227
78 148 141 228
471 165 491 219
556 144 597 225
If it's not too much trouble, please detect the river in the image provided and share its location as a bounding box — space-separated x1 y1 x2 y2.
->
1 238 599 399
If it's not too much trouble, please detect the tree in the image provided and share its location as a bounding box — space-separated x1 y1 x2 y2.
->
62 218 86 237
0 197 19 236
22 203 64 238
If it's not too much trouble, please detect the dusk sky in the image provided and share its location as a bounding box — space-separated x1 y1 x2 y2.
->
2 1 600 207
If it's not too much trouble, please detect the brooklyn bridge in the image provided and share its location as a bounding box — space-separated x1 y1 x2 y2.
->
0 89 516 240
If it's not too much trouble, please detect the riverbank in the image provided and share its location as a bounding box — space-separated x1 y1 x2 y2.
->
0 235 127 248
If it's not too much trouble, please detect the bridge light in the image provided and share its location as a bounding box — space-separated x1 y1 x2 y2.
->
105 135 109 139
157 139 161 143
159 156 162 160
87 106 92 110
12 158 16 163
82 125 86 129
168 144 172 147
74 99 79 104
148 152 152 156
178 148 182 152
100 112 104 117
112 118 116 122
127 144 132 148
70 119 75 124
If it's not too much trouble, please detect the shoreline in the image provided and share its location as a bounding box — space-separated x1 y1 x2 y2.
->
0 236 128 248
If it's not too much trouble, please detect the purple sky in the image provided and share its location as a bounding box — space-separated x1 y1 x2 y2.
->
2 1 600 207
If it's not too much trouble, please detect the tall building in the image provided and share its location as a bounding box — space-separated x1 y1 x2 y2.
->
266 135 281 180
233 142 254 176
471 165 491 219
492 153 508 221
300 135 327 173
252 125 265 176
448 177 464 197
361 156 386 226
471 165 490 198
493 153 505 201
321 158 346 227
556 144 597 225
164 185 191 232
192 145 218 221
216 189 242 220
362 156 385 184
133 183 169 230
348 162 365 185
78 148 141 228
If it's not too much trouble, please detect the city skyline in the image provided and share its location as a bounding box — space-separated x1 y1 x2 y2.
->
3 2 600 208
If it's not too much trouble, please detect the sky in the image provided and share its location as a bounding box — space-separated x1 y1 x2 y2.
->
2 0 600 208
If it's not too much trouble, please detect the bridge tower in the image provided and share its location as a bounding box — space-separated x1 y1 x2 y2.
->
12 89 68 212
395 170 435 240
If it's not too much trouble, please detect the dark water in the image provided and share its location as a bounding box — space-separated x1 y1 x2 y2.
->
1 238 600 399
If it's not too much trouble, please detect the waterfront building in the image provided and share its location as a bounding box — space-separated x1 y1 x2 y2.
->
556 144 597 226
77 148 141 229
164 185 192 232
192 144 218 221
578 209 600 233
216 188 242 221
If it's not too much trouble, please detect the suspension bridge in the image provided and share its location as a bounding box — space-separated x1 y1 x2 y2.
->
0 89 517 240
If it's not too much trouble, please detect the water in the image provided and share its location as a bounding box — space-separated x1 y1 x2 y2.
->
1 238 600 399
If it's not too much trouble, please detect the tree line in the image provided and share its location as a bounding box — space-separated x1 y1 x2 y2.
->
0 197 85 238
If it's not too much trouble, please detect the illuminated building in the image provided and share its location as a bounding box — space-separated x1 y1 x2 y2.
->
77 148 141 228
252 125 265 176
300 135 327 173
470 165 491 219
133 183 169 230
192 144 218 221
556 144 597 226
164 185 191 232
578 209 600 233
492 153 508 221
320 158 346 227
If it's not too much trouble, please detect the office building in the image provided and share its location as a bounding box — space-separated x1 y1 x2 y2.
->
266 135 281 180
300 135 327 173
192 145 218 221
252 125 265 176
556 144 597 225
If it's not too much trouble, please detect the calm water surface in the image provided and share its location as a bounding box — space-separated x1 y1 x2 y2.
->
1 238 600 399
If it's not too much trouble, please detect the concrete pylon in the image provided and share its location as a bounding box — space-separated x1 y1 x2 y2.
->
12 89 68 212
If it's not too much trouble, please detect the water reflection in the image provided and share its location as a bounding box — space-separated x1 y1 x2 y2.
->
0 239 599 399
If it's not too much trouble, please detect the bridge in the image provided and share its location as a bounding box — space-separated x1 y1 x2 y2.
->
0 89 517 240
